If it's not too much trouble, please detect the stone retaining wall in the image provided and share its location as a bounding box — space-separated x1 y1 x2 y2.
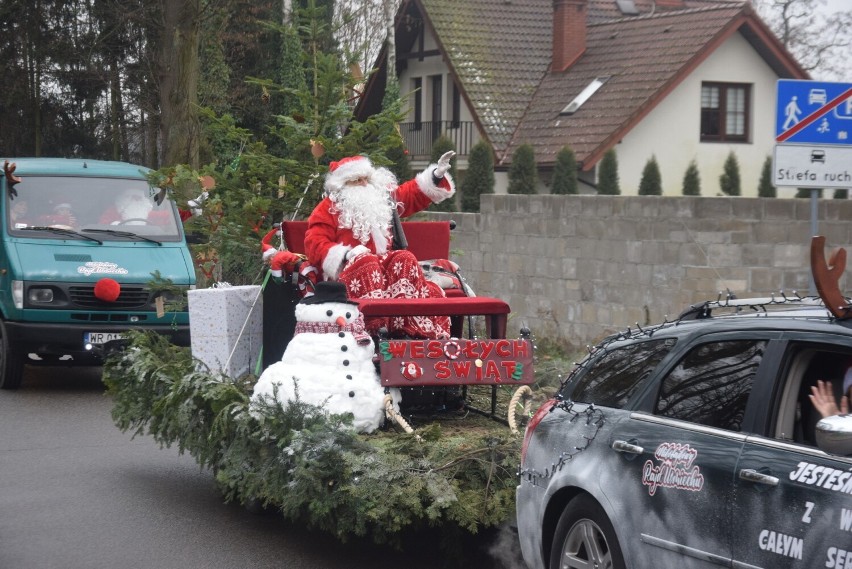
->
426 195 852 350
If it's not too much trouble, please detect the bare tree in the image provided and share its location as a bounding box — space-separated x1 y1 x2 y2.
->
381 0 395 88
334 0 387 76
754 0 852 80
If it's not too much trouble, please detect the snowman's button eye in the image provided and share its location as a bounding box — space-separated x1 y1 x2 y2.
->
345 312 351 319
326 310 333 316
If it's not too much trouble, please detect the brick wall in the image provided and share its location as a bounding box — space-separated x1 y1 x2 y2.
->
426 194 852 350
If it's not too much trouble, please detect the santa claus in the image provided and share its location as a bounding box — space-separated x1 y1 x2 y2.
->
100 186 207 226
304 152 456 339
100 187 155 225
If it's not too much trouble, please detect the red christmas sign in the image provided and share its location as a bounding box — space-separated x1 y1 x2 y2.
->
379 338 534 387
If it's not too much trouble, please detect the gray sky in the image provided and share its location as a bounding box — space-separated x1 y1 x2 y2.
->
818 0 851 81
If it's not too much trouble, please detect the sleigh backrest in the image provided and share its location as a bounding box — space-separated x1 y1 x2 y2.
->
281 220 452 261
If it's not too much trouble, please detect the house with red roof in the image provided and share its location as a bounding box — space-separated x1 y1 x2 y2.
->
355 0 808 196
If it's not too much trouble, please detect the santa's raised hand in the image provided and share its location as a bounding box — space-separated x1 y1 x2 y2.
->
433 151 455 179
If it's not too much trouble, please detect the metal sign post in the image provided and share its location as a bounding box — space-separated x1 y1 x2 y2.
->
774 80 852 296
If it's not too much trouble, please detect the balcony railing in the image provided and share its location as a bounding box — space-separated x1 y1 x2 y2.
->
399 121 477 161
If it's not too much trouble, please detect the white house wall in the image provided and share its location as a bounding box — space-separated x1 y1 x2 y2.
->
398 28 480 174
396 23 796 198
398 32 475 125
616 31 781 197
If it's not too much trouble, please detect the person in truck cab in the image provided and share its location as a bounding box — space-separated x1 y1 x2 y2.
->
38 202 78 228
99 187 156 225
8 199 30 227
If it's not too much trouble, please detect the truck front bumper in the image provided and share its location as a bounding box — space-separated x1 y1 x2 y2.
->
4 321 190 360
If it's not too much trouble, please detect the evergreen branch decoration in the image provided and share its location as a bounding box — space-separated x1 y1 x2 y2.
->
103 331 535 545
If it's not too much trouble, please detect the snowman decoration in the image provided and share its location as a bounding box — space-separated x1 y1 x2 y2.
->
252 281 401 433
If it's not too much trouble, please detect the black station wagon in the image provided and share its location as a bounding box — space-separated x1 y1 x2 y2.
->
516 294 852 569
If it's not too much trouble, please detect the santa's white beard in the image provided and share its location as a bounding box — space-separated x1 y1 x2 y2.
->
117 198 153 221
329 181 394 254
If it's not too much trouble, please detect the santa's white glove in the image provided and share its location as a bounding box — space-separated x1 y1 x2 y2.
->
187 191 209 216
346 245 370 261
433 151 455 179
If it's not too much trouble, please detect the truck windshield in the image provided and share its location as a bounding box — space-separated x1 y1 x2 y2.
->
6 176 183 241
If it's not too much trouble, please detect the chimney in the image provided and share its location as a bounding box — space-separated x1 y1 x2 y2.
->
552 0 587 73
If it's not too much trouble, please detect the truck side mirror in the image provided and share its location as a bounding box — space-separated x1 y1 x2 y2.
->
185 232 206 245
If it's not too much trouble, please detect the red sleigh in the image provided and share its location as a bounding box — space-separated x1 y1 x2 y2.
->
261 220 534 431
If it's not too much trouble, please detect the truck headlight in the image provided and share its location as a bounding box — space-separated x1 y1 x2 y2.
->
28 288 54 304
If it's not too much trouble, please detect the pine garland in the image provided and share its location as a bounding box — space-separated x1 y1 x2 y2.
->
103 331 532 545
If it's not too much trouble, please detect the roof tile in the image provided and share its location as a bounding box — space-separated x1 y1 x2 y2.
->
508 5 743 166
419 0 783 168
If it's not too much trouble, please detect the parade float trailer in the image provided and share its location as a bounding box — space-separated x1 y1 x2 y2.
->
104 218 543 547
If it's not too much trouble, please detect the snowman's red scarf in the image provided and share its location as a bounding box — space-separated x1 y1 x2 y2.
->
294 317 372 346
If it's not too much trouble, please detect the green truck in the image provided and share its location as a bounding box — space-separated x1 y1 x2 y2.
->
0 158 196 388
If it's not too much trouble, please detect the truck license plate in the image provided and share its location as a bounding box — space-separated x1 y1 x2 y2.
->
84 332 124 345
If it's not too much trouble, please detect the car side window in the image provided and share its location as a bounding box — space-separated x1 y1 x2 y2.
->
655 340 766 431
776 347 852 447
567 338 676 408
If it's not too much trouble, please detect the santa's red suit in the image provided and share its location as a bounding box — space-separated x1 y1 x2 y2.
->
304 155 455 339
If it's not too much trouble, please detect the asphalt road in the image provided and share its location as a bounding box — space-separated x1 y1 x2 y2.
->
0 366 523 569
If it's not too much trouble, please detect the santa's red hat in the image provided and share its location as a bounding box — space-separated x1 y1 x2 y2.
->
324 156 376 195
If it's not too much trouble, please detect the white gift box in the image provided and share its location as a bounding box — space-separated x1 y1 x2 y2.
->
188 285 263 378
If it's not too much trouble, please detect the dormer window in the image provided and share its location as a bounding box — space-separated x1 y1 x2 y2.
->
560 76 610 115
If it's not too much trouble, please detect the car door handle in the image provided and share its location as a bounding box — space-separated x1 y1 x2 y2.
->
739 468 779 486
611 440 644 455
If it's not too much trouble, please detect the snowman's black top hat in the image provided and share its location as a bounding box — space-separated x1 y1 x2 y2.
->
300 281 359 305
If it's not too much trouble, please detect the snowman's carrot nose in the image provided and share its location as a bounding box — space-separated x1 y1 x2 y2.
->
336 315 347 327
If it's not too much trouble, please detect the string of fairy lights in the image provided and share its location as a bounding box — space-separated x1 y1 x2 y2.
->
517 401 604 487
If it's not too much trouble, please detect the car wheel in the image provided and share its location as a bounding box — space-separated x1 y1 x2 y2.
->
0 320 25 389
550 494 625 569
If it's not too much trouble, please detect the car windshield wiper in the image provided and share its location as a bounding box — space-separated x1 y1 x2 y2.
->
82 228 162 245
20 226 103 244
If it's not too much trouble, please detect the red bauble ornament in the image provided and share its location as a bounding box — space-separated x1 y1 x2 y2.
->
94 278 121 302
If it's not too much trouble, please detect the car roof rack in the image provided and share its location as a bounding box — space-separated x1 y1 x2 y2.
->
677 291 830 320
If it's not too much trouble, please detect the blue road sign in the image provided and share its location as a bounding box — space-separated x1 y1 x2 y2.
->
776 79 852 145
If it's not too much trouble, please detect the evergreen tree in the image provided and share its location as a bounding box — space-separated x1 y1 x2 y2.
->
758 155 776 197
719 152 741 196
638 155 662 195
834 189 849 199
429 135 457 211
796 188 822 198
277 18 311 121
461 141 495 212
597 149 620 195
508 143 538 194
682 160 701 196
551 146 578 194
161 2 406 285
383 78 413 183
